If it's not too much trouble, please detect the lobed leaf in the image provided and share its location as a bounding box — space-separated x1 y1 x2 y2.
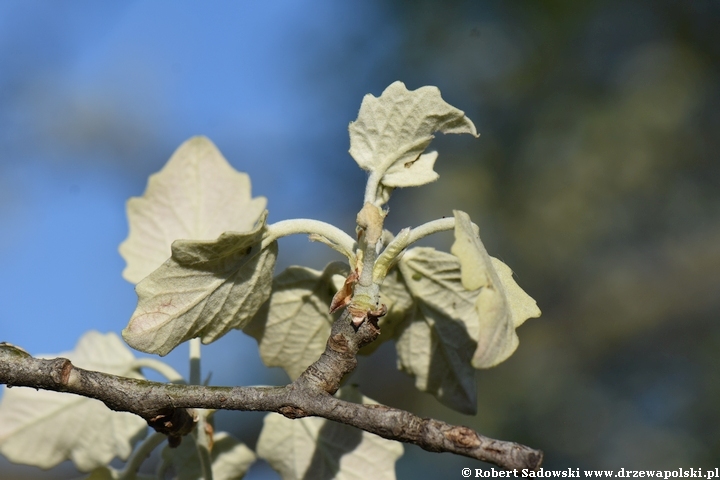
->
0 332 147 472
161 431 256 480
120 136 266 284
123 213 277 356
244 263 349 380
349 81 477 190
451 210 541 369
257 387 403 480
396 248 480 414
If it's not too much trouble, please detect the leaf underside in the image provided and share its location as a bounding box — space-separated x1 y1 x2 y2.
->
123 214 277 356
161 431 256 480
396 248 480 414
0 332 147 472
451 210 541 369
120 136 266 284
257 387 403 480
244 262 349 380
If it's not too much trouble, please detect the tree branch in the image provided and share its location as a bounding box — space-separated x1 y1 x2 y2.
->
0 315 543 471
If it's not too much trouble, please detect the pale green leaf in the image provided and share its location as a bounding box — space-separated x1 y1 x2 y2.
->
349 81 477 188
123 214 277 356
451 210 541 369
397 248 479 414
120 136 266 284
381 151 439 188
257 387 403 480
161 431 256 480
244 262 349 380
0 332 147 472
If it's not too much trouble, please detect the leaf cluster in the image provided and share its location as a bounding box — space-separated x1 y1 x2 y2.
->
0 82 541 479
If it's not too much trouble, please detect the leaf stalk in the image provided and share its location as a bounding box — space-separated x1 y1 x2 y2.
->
264 219 357 262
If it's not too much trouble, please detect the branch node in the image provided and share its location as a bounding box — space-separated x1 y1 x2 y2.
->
147 407 196 445
279 406 308 419
50 358 73 385
328 334 350 354
444 426 481 449
356 320 381 348
523 449 544 471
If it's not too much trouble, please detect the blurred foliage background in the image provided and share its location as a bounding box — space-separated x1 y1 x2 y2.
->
1 1 719 478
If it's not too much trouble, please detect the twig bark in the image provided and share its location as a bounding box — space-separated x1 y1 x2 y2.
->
0 311 543 471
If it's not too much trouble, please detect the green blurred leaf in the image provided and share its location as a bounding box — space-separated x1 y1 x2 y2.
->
0 332 147 472
120 136 266 284
257 387 403 480
349 81 477 189
451 210 541 368
123 214 277 356
244 262 349 380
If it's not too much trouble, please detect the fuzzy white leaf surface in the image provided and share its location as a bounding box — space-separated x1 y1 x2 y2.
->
349 81 477 191
257 387 403 480
397 248 479 414
0 332 147 472
244 263 348 380
451 210 541 368
123 214 277 356
120 136 266 284
161 431 256 480
381 151 439 188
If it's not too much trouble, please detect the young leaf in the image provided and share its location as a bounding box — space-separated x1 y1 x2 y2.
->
244 263 349 380
0 332 147 472
161 431 256 480
257 387 403 480
349 82 477 191
396 248 479 414
451 210 541 368
123 214 277 356
381 151 439 188
120 136 267 284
